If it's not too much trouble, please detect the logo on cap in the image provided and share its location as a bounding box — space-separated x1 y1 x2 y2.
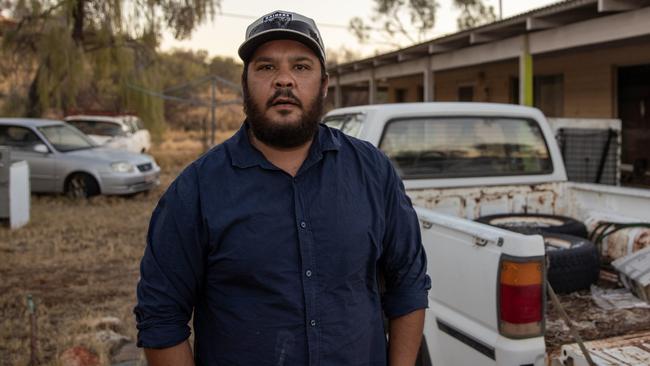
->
262 11 293 28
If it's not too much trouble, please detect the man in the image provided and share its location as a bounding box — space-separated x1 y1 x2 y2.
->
135 10 430 366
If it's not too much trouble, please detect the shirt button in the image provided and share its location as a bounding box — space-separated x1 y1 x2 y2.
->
306 270 312 277
300 221 306 229
310 319 316 327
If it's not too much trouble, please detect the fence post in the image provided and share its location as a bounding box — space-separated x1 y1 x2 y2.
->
27 294 38 365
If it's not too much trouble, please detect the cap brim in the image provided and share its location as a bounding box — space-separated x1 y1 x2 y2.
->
238 29 324 63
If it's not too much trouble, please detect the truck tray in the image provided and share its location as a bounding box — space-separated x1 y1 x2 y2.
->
557 331 650 365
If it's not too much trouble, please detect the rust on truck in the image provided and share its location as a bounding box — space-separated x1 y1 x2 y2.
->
407 182 562 220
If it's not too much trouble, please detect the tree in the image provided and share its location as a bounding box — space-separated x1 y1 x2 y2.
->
2 0 219 138
348 0 438 48
454 0 497 30
156 50 242 130
326 47 362 68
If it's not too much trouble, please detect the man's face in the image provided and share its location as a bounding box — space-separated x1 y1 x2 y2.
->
243 39 329 148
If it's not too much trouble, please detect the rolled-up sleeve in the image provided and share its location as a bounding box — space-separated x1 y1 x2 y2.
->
380 162 431 319
134 164 207 348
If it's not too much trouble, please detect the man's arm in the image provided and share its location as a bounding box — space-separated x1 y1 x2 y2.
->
388 309 425 366
145 340 194 366
135 164 207 355
378 157 430 365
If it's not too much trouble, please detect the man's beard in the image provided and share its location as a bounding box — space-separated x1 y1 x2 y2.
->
243 82 325 149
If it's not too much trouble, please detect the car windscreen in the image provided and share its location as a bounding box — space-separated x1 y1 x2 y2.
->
323 113 364 137
38 124 96 152
67 120 126 137
379 117 553 179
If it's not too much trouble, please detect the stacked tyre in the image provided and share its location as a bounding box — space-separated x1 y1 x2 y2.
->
476 214 600 293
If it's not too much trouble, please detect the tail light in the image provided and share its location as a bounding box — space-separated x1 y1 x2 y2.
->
498 256 545 338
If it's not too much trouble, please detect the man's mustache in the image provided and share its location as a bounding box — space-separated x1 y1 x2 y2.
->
267 88 302 108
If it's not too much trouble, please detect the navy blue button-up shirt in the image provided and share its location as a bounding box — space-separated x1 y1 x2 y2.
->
135 122 430 365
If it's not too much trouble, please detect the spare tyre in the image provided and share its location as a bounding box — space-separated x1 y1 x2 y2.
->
476 213 588 238
543 233 600 293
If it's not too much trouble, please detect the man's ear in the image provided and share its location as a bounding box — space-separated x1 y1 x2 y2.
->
322 72 330 98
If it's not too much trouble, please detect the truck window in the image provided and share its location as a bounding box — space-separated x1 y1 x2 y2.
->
67 120 126 137
379 117 553 179
323 114 364 137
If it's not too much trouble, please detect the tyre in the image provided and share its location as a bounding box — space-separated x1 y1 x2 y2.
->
544 233 600 293
65 173 100 199
476 213 588 238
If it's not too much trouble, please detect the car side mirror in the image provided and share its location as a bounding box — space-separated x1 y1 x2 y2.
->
33 143 49 154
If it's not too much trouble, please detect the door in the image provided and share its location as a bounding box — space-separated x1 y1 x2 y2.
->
0 125 57 192
618 64 650 185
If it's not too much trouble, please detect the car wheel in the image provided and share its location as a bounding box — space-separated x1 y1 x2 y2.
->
475 213 588 238
65 173 100 199
544 233 600 293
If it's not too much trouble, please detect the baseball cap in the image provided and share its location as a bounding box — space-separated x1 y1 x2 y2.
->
238 10 326 64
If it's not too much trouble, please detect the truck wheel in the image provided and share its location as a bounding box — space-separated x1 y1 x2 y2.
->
476 213 588 238
544 234 600 293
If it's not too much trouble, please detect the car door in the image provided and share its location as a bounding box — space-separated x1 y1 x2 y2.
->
0 125 57 192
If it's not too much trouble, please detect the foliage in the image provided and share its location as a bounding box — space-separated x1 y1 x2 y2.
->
454 0 497 30
1 0 220 139
348 0 438 48
326 47 363 68
157 49 242 130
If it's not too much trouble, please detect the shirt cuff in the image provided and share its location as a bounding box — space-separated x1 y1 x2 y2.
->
136 323 190 349
382 290 429 319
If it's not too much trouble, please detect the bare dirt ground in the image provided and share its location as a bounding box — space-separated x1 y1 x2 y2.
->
2 128 650 365
0 129 234 366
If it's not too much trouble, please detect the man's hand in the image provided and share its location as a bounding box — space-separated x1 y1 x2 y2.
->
144 340 194 366
388 309 425 366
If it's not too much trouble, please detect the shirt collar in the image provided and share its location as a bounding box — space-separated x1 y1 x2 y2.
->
226 121 341 169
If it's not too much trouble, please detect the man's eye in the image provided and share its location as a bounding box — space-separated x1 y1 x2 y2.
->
258 64 274 71
295 64 310 71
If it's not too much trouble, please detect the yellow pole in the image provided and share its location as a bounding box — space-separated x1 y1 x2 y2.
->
520 35 533 106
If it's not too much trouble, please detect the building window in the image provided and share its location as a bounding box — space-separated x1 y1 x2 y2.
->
510 74 564 117
534 75 564 117
458 85 474 101
395 88 408 103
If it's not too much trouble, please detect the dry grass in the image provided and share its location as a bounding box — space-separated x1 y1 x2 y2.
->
0 128 236 366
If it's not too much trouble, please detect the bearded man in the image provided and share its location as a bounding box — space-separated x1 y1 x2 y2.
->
135 10 430 366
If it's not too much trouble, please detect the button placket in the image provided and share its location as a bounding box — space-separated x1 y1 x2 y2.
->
293 176 319 363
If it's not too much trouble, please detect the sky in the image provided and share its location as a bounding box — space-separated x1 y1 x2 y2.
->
160 0 560 60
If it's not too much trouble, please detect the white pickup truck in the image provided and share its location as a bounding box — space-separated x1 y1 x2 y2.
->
323 103 650 366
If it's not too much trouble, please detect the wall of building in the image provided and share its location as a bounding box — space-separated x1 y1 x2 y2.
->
431 37 650 118
434 60 518 103
535 37 650 118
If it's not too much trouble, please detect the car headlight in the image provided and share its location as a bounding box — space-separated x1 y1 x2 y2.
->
110 162 135 173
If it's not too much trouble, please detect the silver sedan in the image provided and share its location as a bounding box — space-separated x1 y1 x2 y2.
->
0 118 160 197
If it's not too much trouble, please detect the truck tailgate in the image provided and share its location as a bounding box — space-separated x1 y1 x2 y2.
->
415 206 547 366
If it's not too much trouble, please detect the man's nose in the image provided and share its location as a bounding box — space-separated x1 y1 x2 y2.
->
274 67 295 88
